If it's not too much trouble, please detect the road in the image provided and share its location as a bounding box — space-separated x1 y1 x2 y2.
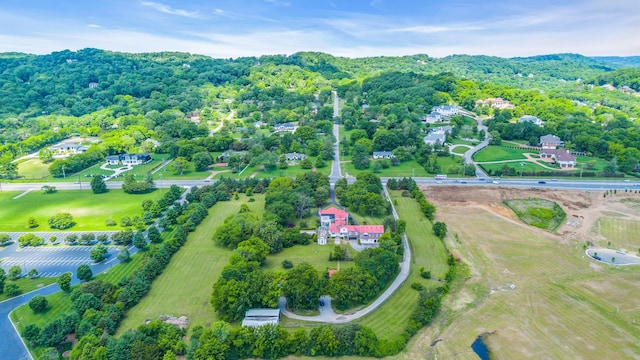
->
459 110 491 177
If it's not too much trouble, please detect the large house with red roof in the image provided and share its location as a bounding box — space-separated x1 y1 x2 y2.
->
318 207 384 246
539 134 576 168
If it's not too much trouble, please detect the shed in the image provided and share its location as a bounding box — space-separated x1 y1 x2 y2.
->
241 308 281 328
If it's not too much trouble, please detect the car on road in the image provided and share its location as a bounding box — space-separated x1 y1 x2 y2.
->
203 180 211 182
319 299 325 306
492 180 500 184
460 181 467 184
538 181 546 184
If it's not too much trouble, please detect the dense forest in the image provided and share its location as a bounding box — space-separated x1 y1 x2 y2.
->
2 48 640 181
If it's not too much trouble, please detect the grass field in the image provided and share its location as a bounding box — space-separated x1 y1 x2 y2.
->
262 243 355 273
0 189 163 232
355 191 449 340
116 194 265 334
504 198 567 231
596 217 640 251
344 160 430 178
0 277 57 302
473 146 529 162
479 160 551 174
17 158 51 180
413 199 640 360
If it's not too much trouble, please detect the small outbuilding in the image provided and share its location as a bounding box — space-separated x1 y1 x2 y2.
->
241 308 281 328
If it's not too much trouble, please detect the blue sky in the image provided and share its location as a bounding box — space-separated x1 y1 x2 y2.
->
0 0 638 58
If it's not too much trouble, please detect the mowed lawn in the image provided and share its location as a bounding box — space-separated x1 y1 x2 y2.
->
0 189 163 232
596 217 640 251
344 160 430 178
17 158 51 180
473 146 529 162
356 191 449 340
117 194 265 334
0 277 57 302
263 243 355 273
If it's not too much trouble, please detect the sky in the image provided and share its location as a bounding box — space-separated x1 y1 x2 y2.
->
0 0 638 59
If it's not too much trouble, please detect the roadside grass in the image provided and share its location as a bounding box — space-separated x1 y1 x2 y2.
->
435 156 465 174
596 217 640 251
253 160 331 179
576 156 609 172
0 189 163 232
450 138 479 146
17 158 51 180
157 168 211 180
480 160 551 174
348 211 386 226
356 191 449 340
262 243 355 273
504 198 566 231
116 194 265 334
419 199 640 360
473 146 529 162
0 277 57 302
344 160 430 178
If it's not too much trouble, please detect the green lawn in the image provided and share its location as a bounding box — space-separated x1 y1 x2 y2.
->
349 211 385 227
0 277 57 302
450 138 479 146
344 160 430 178
17 158 51 180
117 194 266 334
356 191 448 340
504 198 567 231
0 189 163 232
450 146 471 155
473 146 530 162
262 243 355 273
480 160 551 174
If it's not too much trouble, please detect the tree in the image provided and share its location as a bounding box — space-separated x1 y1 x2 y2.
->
48 212 74 230
300 157 313 169
58 273 71 292
117 247 131 263
4 282 20 296
28 295 48 313
0 268 5 294
147 226 162 243
41 185 57 194
90 176 108 194
76 264 93 281
192 151 213 171
8 265 22 280
90 244 109 262
432 221 448 240
170 157 191 175
0 233 11 246
28 268 39 279
134 231 147 250
21 324 41 345
27 216 38 228
39 148 53 163
351 143 370 170
282 263 322 310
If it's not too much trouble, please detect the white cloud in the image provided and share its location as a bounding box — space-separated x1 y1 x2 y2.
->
88 24 101 28
140 1 200 18
265 0 290 7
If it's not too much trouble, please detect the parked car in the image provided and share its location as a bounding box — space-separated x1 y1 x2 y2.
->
538 181 546 184
319 299 325 307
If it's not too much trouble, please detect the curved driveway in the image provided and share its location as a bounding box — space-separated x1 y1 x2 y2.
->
279 183 411 323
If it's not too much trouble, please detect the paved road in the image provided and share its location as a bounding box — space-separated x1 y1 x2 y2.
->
586 248 640 265
279 182 410 323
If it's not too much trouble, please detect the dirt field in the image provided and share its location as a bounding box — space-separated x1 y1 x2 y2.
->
398 186 640 360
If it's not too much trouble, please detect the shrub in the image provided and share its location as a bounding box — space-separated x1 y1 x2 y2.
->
28 295 48 313
48 212 74 230
282 260 294 269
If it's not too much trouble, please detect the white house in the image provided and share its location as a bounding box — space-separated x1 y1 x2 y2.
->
285 152 306 161
372 151 395 159
518 115 544 127
423 126 452 146
476 98 515 109
421 112 443 124
274 123 297 132
432 105 461 117
49 142 90 158
106 153 152 166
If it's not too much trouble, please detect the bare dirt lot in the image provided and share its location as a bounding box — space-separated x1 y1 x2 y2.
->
398 186 640 360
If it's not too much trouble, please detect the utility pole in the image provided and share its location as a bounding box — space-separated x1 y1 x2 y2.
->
62 166 66 178
78 175 82 190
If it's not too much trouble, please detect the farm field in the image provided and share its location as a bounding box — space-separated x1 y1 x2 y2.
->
16 158 51 180
116 194 265 334
0 189 163 232
504 198 567 231
406 186 640 360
